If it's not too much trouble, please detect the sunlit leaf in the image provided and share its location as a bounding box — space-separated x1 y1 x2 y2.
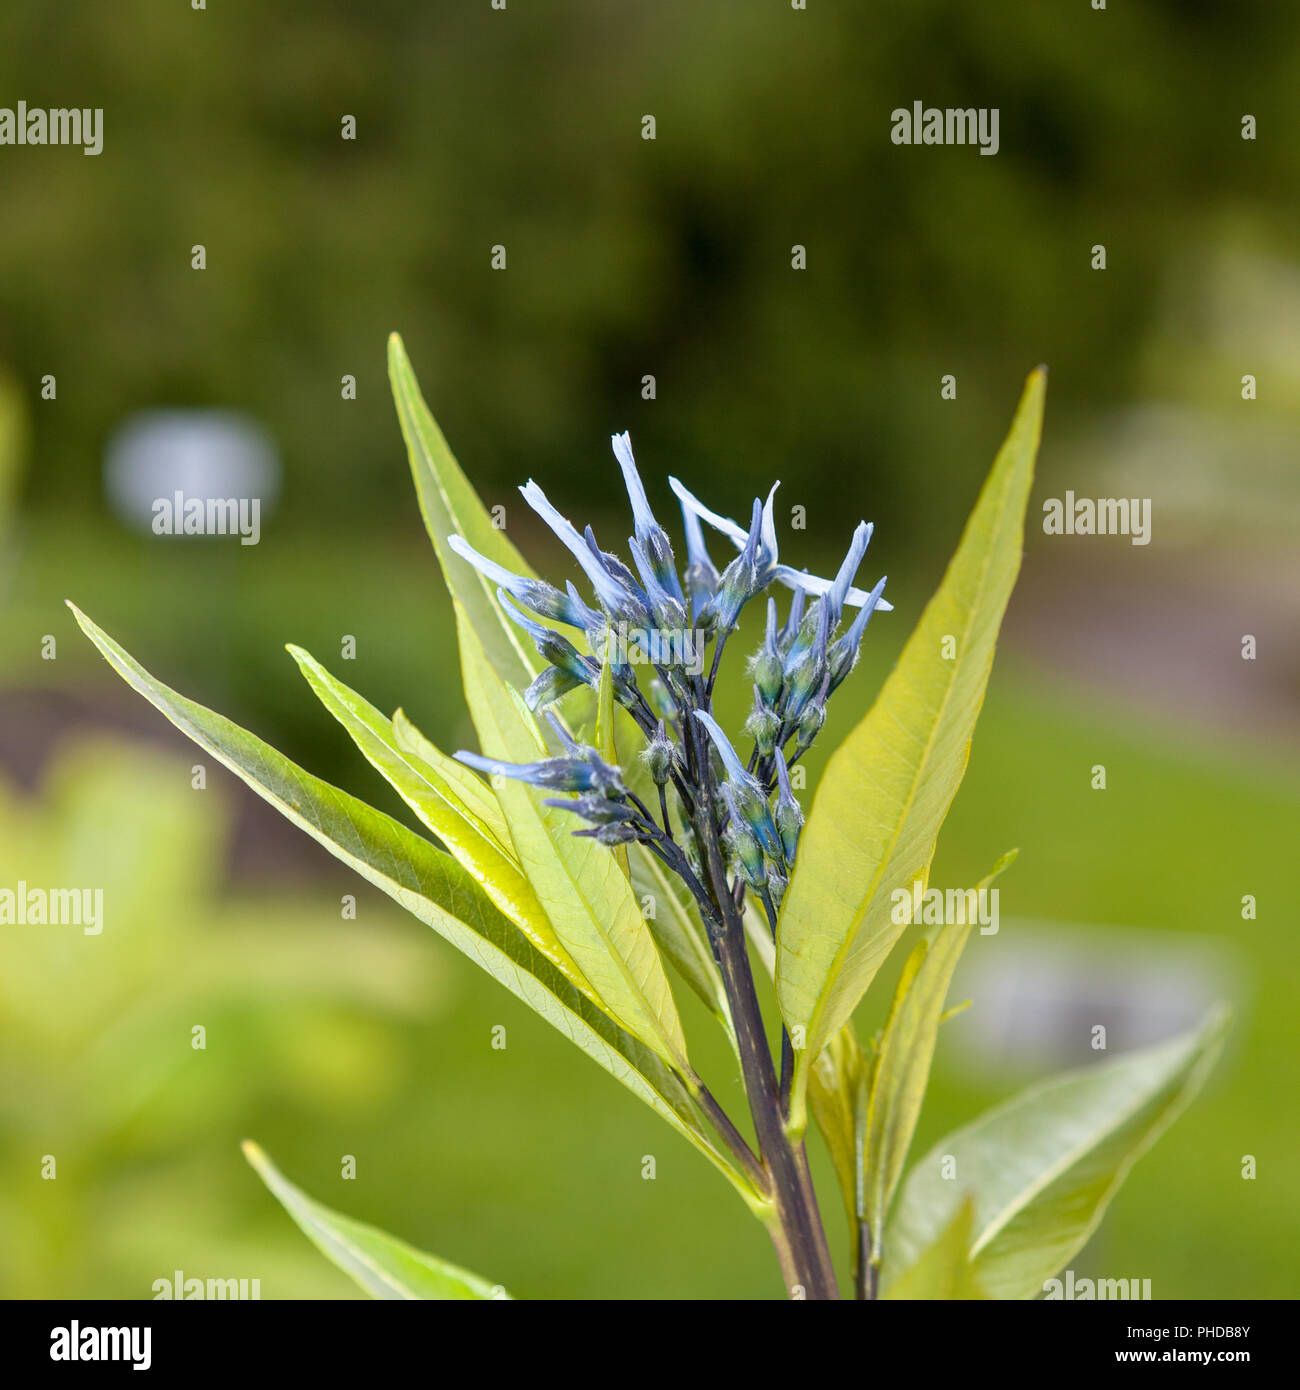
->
243 1141 506 1300
393 707 513 851
881 1008 1229 1299
69 605 749 1193
388 332 539 690
289 644 602 1009
863 850 1018 1259
881 1200 987 1301
777 369 1046 1130
456 605 688 1070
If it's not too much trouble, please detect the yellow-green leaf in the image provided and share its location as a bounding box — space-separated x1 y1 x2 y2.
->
68 604 745 1190
882 1200 987 1301
776 370 1046 1129
881 1008 1229 1299
456 603 689 1071
806 1023 869 1249
243 1142 507 1300
288 644 602 1010
393 707 514 851
863 850 1018 1260
388 332 539 690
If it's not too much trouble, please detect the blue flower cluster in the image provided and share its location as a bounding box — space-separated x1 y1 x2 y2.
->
450 432 887 926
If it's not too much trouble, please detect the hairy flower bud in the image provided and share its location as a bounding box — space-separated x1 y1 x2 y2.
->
745 693 781 760
772 749 804 865
641 721 675 786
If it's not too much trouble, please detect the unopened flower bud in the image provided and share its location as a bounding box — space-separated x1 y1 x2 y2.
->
745 695 781 760
794 697 826 756
641 721 675 786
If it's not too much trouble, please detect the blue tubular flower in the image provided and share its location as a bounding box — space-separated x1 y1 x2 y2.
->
447 534 593 629
630 537 688 630
669 477 892 612
679 495 719 615
780 585 806 649
693 709 749 784
519 479 645 619
694 711 781 858
544 794 640 827
496 592 597 710
525 665 587 711
722 784 768 890
612 432 685 607
825 521 874 627
828 574 887 693
455 750 614 793
782 598 832 723
582 524 654 626
459 714 625 797
748 598 784 706
793 673 830 756
772 748 804 865
709 498 766 630
576 820 641 847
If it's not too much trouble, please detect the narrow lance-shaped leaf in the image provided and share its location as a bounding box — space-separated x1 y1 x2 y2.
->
777 369 1046 1130
244 1139 508 1301
243 1142 508 1300
68 604 754 1198
881 1008 1230 1299
393 706 514 851
806 1022 869 1268
388 332 540 690
863 850 1018 1260
288 644 606 1012
456 603 689 1071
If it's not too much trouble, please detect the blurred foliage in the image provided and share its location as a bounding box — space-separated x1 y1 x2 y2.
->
0 737 441 1298
0 0 1297 545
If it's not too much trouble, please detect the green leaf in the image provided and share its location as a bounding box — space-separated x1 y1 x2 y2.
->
288 644 604 1010
806 1023 869 1248
776 369 1046 1129
242 1141 506 1299
456 604 689 1070
882 1200 987 1301
393 706 513 851
863 850 1018 1259
388 332 540 691
68 604 751 1195
881 1008 1229 1300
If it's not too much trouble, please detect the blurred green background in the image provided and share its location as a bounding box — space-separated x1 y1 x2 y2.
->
0 0 1296 1298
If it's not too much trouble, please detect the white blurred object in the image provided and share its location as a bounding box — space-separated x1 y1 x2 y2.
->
946 921 1246 1078
103 410 281 534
